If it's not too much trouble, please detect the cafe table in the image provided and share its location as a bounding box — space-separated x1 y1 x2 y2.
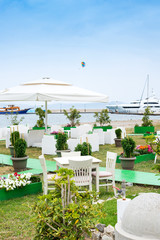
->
54 155 102 192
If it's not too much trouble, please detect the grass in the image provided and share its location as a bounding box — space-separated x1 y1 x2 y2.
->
0 195 38 240
0 124 160 239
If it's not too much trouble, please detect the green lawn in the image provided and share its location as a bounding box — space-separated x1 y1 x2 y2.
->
0 128 160 239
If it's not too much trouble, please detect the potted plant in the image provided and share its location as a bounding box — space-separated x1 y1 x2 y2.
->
63 106 81 127
134 107 155 133
93 109 112 131
33 107 51 129
9 131 20 156
56 132 70 157
11 138 28 171
75 142 92 155
50 131 59 139
119 137 136 170
0 173 42 201
115 128 122 147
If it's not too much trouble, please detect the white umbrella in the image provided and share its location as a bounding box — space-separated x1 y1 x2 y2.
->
0 77 108 130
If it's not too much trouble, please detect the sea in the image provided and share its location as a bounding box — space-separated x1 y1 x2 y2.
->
0 102 160 128
0 112 160 128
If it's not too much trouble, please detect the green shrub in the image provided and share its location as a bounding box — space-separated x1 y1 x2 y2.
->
115 128 122 139
32 168 103 240
14 138 27 157
142 107 153 127
75 142 92 155
10 131 20 146
56 132 68 150
121 137 136 158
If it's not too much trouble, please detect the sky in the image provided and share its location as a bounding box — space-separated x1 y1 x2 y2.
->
0 0 160 104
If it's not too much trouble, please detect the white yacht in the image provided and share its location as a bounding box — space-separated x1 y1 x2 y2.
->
107 91 160 114
107 75 160 114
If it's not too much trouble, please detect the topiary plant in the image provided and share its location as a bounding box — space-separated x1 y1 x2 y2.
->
75 142 92 156
56 132 68 150
14 138 27 158
10 131 20 146
115 128 122 139
121 137 136 158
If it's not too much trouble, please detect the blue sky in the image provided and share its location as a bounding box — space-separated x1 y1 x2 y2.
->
1 0 160 103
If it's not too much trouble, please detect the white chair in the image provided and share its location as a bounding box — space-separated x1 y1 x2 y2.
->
92 151 117 195
154 154 157 164
104 129 116 144
81 133 99 152
67 138 80 151
69 158 92 192
24 129 45 147
93 128 105 145
61 151 81 157
50 125 63 132
39 155 56 195
81 124 92 133
0 127 8 140
42 135 57 155
156 131 160 140
70 127 82 139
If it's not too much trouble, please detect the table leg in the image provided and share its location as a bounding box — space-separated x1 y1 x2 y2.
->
95 165 99 192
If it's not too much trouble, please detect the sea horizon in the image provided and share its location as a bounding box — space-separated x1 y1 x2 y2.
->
0 112 160 128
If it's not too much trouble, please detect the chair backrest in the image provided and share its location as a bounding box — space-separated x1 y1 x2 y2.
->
39 155 55 195
106 151 117 176
157 131 160 137
39 155 48 185
69 158 92 186
61 151 81 157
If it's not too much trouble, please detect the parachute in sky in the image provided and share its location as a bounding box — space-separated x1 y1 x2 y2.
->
81 62 85 68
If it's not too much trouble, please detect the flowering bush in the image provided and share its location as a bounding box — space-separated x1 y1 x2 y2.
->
136 145 153 155
0 172 32 191
65 123 72 127
50 131 59 135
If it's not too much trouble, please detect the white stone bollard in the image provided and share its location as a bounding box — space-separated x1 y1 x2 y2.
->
117 198 131 223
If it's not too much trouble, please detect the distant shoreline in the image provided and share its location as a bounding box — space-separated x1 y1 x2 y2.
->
27 108 160 116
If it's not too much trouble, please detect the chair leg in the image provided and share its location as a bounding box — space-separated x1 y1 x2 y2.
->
89 183 92 191
106 179 109 192
92 176 96 184
44 187 48 195
112 180 116 196
43 182 48 195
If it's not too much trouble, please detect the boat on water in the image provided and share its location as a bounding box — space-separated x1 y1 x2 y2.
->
107 92 160 114
0 105 31 114
106 76 160 114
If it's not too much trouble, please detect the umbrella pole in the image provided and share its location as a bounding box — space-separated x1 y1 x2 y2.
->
45 101 48 132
